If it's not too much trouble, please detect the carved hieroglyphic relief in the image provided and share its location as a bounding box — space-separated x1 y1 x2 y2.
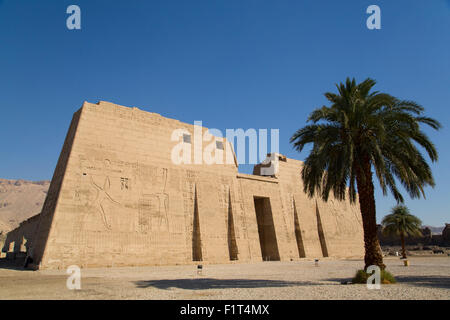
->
120 177 129 190
75 158 138 233
90 175 120 230
328 199 362 235
182 181 195 260
138 167 169 234
138 194 169 233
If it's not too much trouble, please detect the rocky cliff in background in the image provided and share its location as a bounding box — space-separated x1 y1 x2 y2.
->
0 179 49 234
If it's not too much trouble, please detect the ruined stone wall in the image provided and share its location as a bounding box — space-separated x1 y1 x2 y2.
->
24 101 364 269
2 214 41 256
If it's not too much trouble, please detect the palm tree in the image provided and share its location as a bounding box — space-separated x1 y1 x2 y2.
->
290 78 440 270
382 205 422 259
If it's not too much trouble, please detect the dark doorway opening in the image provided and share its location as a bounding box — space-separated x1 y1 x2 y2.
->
253 197 280 261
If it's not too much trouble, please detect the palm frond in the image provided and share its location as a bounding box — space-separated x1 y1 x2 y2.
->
290 77 440 204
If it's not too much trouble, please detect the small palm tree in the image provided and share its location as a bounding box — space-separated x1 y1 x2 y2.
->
290 78 440 270
382 205 422 259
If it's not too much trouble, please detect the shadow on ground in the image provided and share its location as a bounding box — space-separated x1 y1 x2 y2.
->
134 278 326 290
395 275 450 289
0 258 32 271
326 275 450 289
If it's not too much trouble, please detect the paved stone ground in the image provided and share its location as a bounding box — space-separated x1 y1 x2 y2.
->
0 256 448 300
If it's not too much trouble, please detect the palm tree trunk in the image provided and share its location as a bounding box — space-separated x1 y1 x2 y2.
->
355 155 386 271
400 232 407 259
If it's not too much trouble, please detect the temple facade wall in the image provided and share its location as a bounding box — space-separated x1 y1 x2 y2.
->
10 101 364 269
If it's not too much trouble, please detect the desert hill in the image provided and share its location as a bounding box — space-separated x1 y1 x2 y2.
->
0 179 49 234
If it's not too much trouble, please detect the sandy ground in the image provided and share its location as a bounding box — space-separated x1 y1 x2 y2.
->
0 256 448 300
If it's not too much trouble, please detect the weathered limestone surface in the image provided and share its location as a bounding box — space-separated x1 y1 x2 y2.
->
3 101 364 269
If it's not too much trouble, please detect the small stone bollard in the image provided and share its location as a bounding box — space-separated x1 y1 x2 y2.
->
314 259 319 267
197 264 203 275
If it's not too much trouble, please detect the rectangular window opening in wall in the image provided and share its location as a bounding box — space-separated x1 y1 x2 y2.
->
183 133 191 144
253 196 280 261
216 141 224 150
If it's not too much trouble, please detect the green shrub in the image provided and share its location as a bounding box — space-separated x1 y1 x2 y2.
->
352 269 396 284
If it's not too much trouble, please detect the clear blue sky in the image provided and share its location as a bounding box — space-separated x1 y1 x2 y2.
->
0 1 449 226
